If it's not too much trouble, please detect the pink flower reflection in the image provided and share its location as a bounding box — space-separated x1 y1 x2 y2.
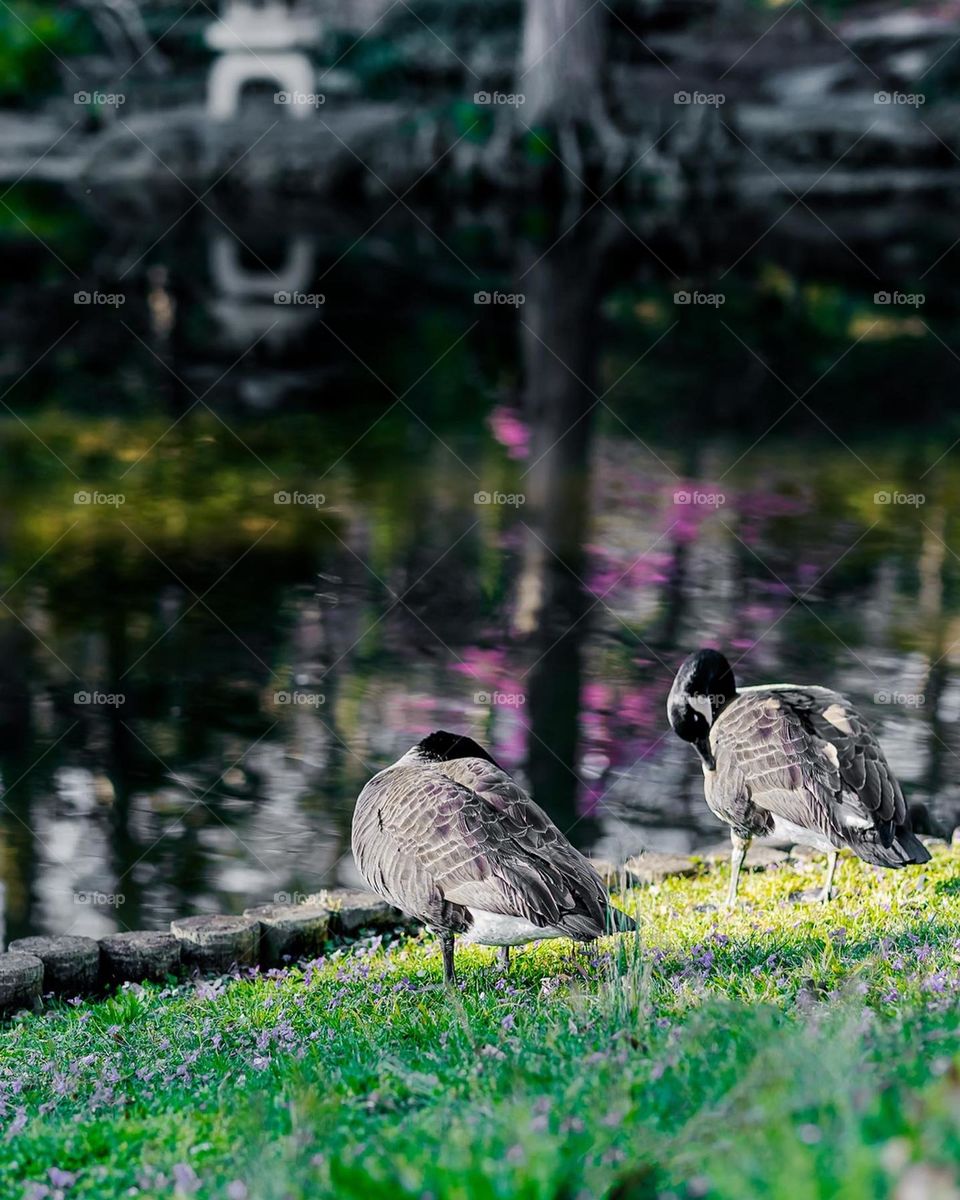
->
576 676 672 817
450 647 508 679
487 405 530 460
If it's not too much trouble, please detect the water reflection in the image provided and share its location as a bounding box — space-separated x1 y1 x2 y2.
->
0 188 957 941
209 233 318 349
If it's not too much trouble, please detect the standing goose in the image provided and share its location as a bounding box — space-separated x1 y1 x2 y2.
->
352 730 636 984
666 649 930 906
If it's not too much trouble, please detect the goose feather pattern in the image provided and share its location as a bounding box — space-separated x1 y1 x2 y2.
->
352 733 631 956
706 684 925 865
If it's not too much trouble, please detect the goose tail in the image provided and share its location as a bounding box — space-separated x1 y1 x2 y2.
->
604 904 638 934
854 827 931 868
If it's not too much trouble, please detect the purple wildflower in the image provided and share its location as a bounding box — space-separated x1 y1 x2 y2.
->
172 1163 200 1194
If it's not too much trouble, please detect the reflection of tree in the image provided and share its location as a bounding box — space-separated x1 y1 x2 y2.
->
655 441 702 649
517 231 603 844
918 504 951 821
0 621 39 943
290 579 353 883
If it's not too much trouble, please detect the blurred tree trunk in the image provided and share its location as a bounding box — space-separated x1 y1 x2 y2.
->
521 0 605 124
518 0 624 179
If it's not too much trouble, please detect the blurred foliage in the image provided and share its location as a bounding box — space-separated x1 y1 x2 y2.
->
0 185 95 268
325 31 405 98
0 3 93 103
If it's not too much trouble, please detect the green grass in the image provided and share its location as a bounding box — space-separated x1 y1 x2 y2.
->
5 848 960 1199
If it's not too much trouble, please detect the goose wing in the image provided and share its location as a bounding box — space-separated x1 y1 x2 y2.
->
436 755 608 934
352 760 607 937
352 765 461 927
710 687 905 845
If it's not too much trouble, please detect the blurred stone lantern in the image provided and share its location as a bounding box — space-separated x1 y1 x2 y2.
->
205 0 321 120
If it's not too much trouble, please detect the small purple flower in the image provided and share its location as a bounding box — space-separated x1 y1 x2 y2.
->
501 1014 516 1031
48 1168 76 1189
172 1163 200 1194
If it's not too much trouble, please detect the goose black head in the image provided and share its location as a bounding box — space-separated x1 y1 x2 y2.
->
415 730 501 768
666 649 737 770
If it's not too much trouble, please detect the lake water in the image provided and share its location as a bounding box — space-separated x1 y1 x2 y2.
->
0 184 956 941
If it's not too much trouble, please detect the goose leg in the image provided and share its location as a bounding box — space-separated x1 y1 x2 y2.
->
498 945 510 972
820 850 839 902
726 834 750 908
441 933 457 986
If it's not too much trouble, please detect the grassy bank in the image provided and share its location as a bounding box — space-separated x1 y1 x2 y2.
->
5 848 960 1200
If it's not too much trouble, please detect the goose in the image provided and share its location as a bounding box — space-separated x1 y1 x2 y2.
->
351 730 636 984
666 649 930 906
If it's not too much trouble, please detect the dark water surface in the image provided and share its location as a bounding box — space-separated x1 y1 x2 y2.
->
1 185 957 940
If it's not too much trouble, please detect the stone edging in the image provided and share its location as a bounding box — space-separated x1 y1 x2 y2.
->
0 888 409 1016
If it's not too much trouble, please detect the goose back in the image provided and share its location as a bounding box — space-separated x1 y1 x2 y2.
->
352 752 611 940
706 685 927 863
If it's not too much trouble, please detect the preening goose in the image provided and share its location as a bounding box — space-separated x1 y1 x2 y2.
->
351 730 636 984
667 649 930 906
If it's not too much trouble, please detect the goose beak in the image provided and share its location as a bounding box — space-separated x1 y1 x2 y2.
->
694 737 715 771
